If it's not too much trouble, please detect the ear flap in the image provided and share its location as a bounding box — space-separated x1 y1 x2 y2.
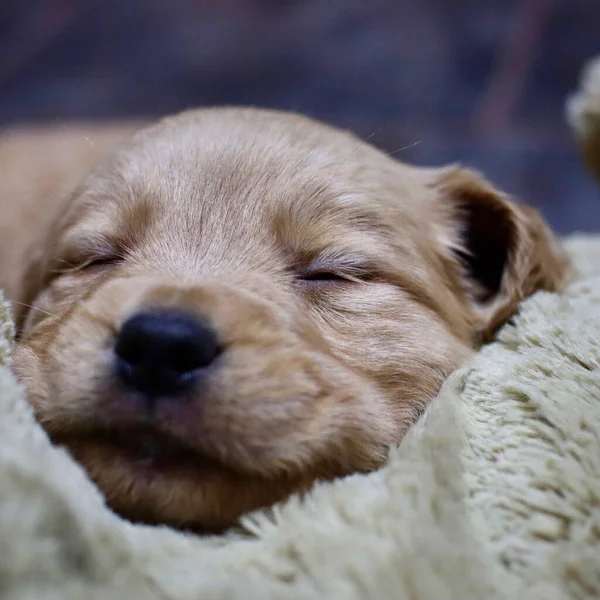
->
432 166 570 342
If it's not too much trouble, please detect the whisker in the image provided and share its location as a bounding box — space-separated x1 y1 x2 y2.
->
363 127 383 143
386 140 422 157
334 126 384 176
6 300 58 319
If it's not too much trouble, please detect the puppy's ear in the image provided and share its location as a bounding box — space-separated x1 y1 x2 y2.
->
431 166 569 342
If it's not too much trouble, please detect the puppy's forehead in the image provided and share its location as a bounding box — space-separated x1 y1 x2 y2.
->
68 109 431 265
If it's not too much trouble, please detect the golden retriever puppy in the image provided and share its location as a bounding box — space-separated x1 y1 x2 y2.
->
4 108 568 530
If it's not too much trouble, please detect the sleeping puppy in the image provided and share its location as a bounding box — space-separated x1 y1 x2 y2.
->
4 108 569 530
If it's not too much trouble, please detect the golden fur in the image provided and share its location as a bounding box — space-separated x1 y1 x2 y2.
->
0 108 569 529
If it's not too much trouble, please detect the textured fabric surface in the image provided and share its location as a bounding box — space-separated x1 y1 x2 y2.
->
0 234 599 599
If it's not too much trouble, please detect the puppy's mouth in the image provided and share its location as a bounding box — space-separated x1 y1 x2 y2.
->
106 427 203 469
59 425 223 474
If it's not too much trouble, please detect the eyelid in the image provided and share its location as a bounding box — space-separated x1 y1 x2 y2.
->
51 255 120 278
295 254 377 281
298 264 365 279
51 237 121 274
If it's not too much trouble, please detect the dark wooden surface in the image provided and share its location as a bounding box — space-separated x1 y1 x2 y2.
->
1 0 599 233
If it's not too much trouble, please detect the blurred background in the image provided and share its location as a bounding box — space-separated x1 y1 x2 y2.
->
1 0 599 232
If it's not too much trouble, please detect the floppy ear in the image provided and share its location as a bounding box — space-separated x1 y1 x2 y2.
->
431 166 570 342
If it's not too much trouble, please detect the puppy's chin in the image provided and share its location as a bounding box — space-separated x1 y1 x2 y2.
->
58 433 313 531
30 394 390 530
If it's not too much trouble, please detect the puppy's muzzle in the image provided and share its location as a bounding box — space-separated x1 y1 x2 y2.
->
114 309 220 399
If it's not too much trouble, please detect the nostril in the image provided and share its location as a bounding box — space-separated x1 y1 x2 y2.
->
114 335 145 367
114 309 220 396
171 342 210 374
170 332 221 374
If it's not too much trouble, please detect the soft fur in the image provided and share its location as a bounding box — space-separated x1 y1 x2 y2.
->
0 234 599 599
1 108 567 529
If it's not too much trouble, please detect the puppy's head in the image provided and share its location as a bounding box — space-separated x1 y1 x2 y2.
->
13 108 568 529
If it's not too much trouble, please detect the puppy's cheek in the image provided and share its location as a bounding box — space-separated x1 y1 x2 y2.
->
189 342 401 476
13 276 140 421
12 344 49 412
310 289 473 417
20 315 113 432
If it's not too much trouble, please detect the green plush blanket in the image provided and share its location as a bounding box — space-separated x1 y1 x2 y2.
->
1 235 599 600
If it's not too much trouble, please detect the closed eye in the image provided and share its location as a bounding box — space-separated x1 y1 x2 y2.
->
295 269 354 284
51 254 122 278
294 255 381 285
80 256 122 270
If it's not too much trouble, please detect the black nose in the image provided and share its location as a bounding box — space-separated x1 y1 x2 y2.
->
114 309 220 397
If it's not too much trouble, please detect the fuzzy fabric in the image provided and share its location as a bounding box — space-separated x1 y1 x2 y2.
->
568 56 600 182
0 235 599 600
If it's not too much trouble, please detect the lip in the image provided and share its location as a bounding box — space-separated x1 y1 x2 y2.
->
111 428 189 466
86 425 218 472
